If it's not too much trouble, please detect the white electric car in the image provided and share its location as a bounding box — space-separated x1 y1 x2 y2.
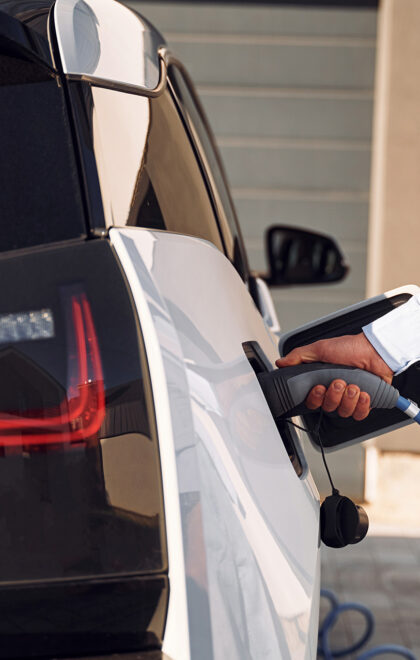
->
0 1 418 658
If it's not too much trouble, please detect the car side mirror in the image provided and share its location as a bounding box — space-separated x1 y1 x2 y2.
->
264 225 348 287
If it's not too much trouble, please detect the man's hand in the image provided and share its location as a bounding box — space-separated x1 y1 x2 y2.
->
275 333 394 420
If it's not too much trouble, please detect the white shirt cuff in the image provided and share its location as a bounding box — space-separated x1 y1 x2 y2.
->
362 293 420 375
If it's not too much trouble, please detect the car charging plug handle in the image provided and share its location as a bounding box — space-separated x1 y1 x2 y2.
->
257 362 420 423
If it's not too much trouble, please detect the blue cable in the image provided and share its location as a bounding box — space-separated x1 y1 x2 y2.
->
396 395 420 424
358 648 418 659
318 589 417 659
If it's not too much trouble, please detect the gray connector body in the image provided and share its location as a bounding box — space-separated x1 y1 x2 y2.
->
257 363 399 419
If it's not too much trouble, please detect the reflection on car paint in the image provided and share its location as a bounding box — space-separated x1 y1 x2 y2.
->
111 228 320 659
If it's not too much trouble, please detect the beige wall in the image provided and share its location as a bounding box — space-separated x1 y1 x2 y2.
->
368 0 420 450
368 0 420 294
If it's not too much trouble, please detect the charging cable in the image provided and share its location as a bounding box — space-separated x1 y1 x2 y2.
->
319 589 417 659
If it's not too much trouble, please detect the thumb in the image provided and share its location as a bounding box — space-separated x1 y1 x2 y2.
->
275 346 318 368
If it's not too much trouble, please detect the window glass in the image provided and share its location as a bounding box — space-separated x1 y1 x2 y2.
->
90 84 224 251
168 64 249 281
0 45 86 252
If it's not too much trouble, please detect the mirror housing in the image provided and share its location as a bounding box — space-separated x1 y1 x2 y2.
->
264 225 348 287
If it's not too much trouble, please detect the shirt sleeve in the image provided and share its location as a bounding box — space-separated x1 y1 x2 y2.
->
362 293 420 375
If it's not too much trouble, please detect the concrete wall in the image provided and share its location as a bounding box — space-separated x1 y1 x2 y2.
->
368 0 420 452
129 1 377 332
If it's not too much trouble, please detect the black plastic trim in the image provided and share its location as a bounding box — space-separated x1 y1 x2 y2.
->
0 2 54 68
0 575 168 659
243 340 304 476
282 294 411 355
47 2 102 237
65 81 107 232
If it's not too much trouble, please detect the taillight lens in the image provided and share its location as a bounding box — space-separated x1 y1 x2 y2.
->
0 207 167 658
0 240 166 583
0 291 105 446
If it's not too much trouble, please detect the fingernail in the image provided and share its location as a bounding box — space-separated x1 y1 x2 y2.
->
347 387 357 398
333 382 344 392
314 387 324 396
359 394 368 404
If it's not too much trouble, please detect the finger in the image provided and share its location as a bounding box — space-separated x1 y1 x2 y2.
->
352 392 371 421
275 349 305 367
305 385 327 410
337 385 361 418
322 379 347 413
275 344 320 368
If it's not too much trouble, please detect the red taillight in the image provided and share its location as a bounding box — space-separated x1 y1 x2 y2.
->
0 293 105 446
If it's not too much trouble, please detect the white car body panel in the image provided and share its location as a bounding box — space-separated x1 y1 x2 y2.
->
255 276 281 335
111 227 321 660
109 230 190 660
54 0 163 92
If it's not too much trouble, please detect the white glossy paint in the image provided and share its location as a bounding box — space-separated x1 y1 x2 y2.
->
54 0 163 91
255 276 281 334
109 229 190 660
111 227 320 659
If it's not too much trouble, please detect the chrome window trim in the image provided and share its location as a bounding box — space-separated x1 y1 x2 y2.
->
65 52 167 97
54 0 166 96
164 52 251 281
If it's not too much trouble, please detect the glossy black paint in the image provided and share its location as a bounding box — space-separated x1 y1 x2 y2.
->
65 69 253 287
0 240 168 655
265 225 348 286
0 240 167 580
0 575 168 658
0 0 54 67
63 652 170 660
0 72 87 252
66 81 223 246
0 0 254 292
66 81 107 230
0 5 91 250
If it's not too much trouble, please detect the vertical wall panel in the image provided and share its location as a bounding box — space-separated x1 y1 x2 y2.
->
128 1 377 333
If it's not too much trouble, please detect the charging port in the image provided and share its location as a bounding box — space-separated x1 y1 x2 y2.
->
243 341 303 477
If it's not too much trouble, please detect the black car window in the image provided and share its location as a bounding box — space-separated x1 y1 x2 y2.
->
89 84 224 252
168 63 250 282
0 44 86 252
